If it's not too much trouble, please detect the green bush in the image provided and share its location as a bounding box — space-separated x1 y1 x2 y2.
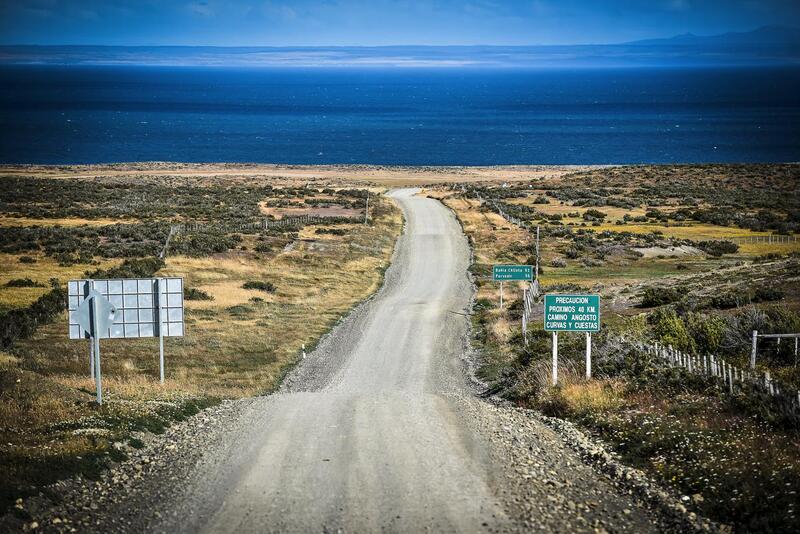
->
649 308 695 352
0 281 66 350
640 286 683 308
5 278 44 288
697 240 739 257
242 281 276 293
184 287 213 301
86 257 165 279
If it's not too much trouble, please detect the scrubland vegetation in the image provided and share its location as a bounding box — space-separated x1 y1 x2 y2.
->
0 172 401 513
431 163 800 532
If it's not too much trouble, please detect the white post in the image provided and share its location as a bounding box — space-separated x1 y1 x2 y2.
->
552 332 558 386
91 296 103 405
535 226 540 282
585 332 592 380
728 364 734 394
302 344 306 359
750 330 758 369
157 278 165 384
500 281 504 310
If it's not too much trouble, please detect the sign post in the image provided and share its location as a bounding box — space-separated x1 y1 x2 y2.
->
73 286 117 404
544 294 601 385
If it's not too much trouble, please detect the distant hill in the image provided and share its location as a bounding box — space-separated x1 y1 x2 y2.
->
628 25 800 47
1 26 798 68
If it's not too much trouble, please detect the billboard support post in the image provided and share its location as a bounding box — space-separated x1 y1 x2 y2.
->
91 295 103 405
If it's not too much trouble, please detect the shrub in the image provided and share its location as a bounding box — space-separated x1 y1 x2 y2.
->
649 308 695 352
18 256 36 264
640 287 683 308
697 240 738 257
550 258 567 268
184 287 213 301
5 278 44 288
583 209 607 221
242 281 276 293
0 281 66 349
86 257 165 279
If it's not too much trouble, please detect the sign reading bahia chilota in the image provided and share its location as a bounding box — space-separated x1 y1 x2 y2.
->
544 294 600 332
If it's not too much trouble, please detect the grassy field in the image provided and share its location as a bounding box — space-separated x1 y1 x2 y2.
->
431 163 800 532
0 172 402 513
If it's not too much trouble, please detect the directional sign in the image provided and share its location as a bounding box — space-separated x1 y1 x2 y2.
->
544 294 600 332
73 289 117 338
493 265 533 281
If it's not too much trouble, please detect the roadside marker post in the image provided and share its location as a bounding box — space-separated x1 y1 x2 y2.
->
544 294 601 386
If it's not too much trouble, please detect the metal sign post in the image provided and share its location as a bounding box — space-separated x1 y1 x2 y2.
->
156 278 165 384
586 332 592 379
500 282 504 310
89 337 95 379
552 332 558 385
91 296 103 405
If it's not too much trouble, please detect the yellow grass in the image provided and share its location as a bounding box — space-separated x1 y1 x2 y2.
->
0 253 118 309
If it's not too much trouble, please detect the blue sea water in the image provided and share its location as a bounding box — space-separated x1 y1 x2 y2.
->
0 65 798 165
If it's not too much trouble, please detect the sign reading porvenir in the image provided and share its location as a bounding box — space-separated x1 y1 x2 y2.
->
492 265 533 281
544 294 600 332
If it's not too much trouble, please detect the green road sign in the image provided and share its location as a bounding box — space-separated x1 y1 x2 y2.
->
544 294 600 332
492 265 533 281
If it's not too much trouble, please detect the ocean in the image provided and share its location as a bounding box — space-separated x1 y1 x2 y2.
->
0 65 798 165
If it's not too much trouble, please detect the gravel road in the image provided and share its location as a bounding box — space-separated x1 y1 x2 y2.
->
15 189 701 533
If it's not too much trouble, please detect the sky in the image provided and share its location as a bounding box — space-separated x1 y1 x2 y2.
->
1 0 799 47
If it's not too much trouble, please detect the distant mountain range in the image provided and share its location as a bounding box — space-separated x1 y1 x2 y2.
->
1 26 798 68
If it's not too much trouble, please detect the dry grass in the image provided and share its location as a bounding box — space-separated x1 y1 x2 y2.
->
0 253 118 309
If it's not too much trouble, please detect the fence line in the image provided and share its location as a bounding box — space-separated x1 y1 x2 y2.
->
620 336 800 422
160 214 362 258
728 234 798 244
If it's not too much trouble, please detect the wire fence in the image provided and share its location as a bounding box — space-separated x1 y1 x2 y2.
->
619 335 800 423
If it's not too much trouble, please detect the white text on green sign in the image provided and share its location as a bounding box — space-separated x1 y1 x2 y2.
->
492 265 533 281
544 294 600 332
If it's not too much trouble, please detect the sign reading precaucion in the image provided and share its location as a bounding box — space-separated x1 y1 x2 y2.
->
544 294 600 332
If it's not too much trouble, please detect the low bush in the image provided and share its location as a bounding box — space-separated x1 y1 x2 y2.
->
184 287 213 301
242 281 276 293
697 240 739 257
640 286 683 308
0 280 66 350
5 278 44 288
